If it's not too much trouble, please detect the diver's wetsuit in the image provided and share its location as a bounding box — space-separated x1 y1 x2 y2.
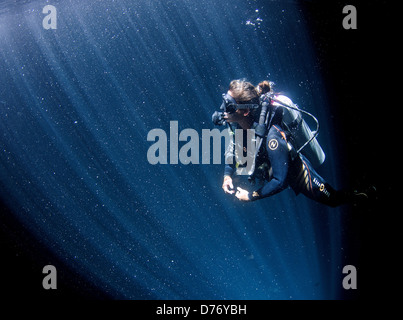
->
224 123 354 207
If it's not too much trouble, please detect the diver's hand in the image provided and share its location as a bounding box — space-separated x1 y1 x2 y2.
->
222 176 234 194
235 187 250 201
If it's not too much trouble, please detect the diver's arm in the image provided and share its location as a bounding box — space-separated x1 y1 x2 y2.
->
247 130 289 201
222 133 236 194
222 154 235 194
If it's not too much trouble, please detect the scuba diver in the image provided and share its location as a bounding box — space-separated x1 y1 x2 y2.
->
212 79 372 206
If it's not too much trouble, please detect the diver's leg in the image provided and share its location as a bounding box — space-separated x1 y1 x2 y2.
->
296 159 369 207
318 183 368 207
323 184 377 207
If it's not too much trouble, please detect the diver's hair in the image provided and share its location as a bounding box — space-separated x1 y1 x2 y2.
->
257 80 272 95
228 79 259 104
257 80 277 96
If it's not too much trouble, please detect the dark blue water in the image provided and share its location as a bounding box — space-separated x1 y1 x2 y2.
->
1 0 354 299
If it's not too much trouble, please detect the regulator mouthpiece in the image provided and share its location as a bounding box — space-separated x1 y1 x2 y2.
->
212 111 226 126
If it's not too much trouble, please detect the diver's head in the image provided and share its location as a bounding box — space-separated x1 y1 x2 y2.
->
224 80 260 124
212 79 261 127
228 79 259 104
222 92 253 124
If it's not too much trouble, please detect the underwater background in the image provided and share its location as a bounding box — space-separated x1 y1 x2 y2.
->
0 0 387 300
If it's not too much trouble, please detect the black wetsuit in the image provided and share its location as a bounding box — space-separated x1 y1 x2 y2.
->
224 123 353 207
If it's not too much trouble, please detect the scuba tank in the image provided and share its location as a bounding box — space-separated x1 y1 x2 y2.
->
270 94 325 168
